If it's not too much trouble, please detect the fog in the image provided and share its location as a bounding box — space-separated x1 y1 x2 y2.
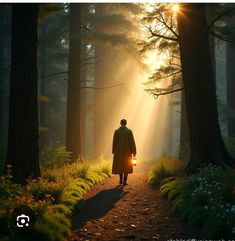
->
83 47 180 160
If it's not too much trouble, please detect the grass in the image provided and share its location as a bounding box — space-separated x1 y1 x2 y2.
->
0 147 112 241
148 156 185 186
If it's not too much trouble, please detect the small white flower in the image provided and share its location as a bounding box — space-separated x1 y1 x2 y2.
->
231 205 235 213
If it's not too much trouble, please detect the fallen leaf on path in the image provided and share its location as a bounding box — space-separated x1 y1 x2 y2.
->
143 208 149 211
115 228 124 232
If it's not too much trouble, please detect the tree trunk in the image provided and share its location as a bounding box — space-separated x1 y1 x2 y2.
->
38 21 48 150
0 40 4 131
80 44 88 155
6 4 41 184
179 90 190 159
177 3 234 173
66 3 82 161
226 41 235 137
167 103 173 153
0 8 6 131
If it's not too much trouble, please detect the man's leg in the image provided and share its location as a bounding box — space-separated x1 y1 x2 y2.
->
123 173 128 186
119 173 123 184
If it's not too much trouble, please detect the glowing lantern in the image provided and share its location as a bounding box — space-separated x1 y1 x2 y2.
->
132 157 137 166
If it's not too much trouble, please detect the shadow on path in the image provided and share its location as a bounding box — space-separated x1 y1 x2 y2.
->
72 185 128 230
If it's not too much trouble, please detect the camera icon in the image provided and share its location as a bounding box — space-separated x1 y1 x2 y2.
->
16 214 30 228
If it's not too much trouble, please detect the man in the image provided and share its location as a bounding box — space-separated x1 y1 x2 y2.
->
112 119 136 186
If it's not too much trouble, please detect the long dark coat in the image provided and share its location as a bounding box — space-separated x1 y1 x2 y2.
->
112 126 136 174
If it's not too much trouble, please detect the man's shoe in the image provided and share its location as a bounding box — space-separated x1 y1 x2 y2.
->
123 182 128 186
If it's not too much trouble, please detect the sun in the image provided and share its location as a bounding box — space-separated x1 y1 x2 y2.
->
172 4 180 13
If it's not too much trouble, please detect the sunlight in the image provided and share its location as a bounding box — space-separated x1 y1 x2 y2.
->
145 3 156 13
99 54 174 160
171 4 180 14
84 3 182 161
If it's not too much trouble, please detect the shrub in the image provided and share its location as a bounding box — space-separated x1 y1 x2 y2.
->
0 156 111 241
159 165 235 239
148 156 185 185
40 142 71 168
26 178 65 203
224 137 235 159
92 158 112 178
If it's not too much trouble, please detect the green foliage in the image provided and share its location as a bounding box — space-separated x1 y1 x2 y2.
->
0 157 111 241
26 178 65 203
148 156 185 185
224 137 235 159
40 142 71 168
159 165 235 239
92 154 112 177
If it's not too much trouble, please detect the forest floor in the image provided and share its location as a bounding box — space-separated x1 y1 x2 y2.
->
66 162 203 241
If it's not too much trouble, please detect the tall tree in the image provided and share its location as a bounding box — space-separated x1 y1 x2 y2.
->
0 9 5 131
226 14 235 137
66 3 82 161
6 4 41 184
0 6 10 133
141 4 189 158
177 3 235 172
38 19 48 150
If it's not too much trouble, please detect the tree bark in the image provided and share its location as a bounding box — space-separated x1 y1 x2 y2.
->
177 3 235 173
66 3 82 161
80 44 88 155
0 33 4 131
0 7 7 131
226 36 235 137
179 89 190 159
6 4 41 184
38 20 48 150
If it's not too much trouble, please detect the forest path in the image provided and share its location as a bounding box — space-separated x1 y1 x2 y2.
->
66 162 202 241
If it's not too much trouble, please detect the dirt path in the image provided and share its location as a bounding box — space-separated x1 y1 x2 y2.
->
66 163 202 241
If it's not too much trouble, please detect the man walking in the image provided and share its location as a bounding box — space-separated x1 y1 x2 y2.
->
112 119 136 186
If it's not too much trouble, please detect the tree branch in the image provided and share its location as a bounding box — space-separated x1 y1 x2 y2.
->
209 30 235 43
146 26 178 42
158 12 179 39
207 7 235 31
80 80 94 83
44 71 68 78
80 62 97 68
150 70 182 81
81 55 98 62
80 83 125 90
60 29 69 36
152 87 184 99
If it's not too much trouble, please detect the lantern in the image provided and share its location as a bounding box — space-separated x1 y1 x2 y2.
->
132 157 137 166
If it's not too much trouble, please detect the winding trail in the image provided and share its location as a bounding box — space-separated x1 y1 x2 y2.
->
66 162 203 241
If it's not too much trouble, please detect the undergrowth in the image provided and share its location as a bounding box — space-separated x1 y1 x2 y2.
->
148 156 185 185
154 162 235 239
0 145 112 241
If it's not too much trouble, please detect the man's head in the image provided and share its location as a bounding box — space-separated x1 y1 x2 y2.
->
120 119 127 126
